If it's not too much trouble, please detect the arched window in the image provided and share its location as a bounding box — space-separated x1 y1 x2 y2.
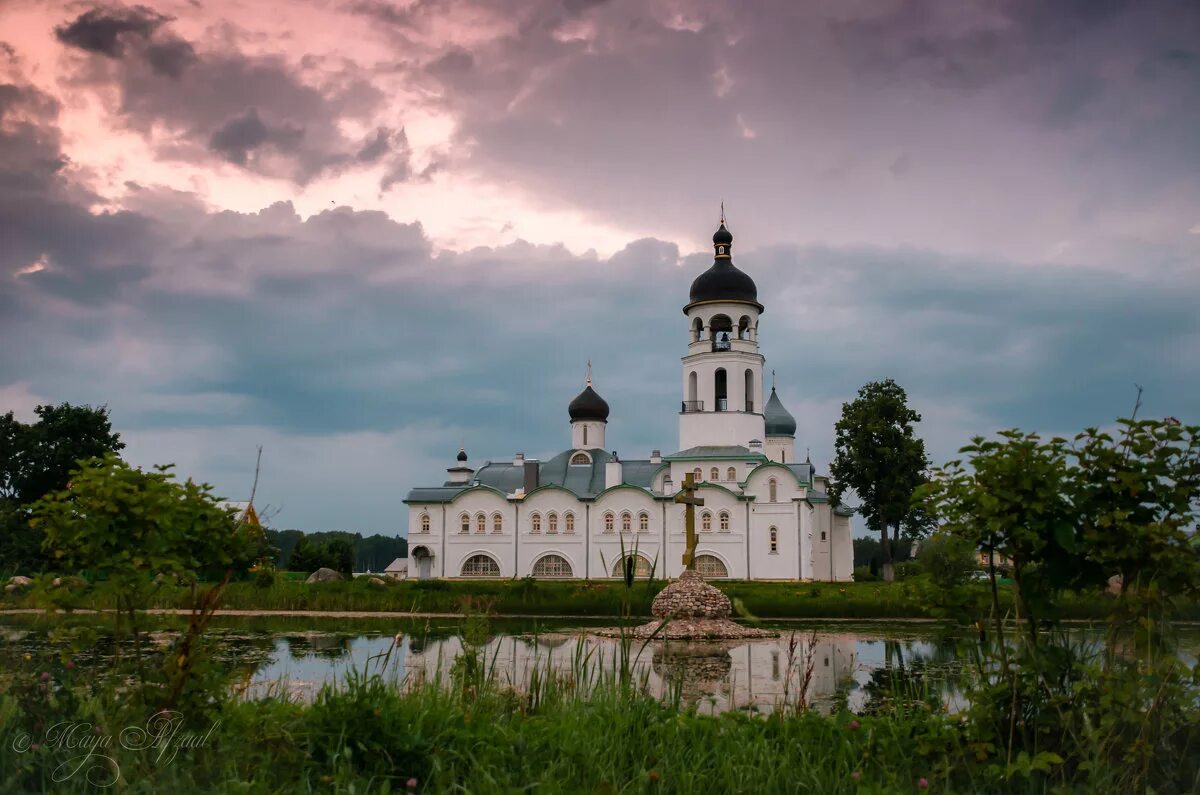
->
769 526 778 554
547 512 558 534
691 317 703 342
693 467 703 482
461 554 500 578
612 555 652 579
460 513 470 534
769 478 778 502
621 511 632 533
565 512 575 533
726 467 737 482
738 315 751 339
531 513 542 534
701 511 712 532
492 513 503 534
476 513 486 534
710 467 720 481
583 426 588 445
744 368 754 412
570 452 590 465
714 368 728 410
639 512 649 532
688 371 698 403
532 554 573 578
719 511 730 532
420 513 430 533
695 554 728 578
604 512 614 533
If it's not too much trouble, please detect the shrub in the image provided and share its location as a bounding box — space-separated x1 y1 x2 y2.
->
917 533 978 590
853 566 878 582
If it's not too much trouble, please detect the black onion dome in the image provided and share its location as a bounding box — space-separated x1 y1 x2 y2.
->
457 447 468 462
568 385 609 422
763 387 797 437
686 221 762 311
688 261 759 306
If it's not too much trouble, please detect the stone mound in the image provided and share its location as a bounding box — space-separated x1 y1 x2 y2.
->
651 569 731 619
595 570 776 640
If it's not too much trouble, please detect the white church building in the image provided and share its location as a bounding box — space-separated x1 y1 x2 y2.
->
404 219 854 581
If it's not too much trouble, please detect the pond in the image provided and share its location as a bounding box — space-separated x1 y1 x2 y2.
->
4 615 1197 715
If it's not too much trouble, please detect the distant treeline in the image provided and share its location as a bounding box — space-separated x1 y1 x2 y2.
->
852 536 914 575
266 529 407 573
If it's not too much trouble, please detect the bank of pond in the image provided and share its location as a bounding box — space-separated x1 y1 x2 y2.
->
8 575 1190 621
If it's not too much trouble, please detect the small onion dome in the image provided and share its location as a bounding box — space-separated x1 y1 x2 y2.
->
568 384 610 422
456 447 468 462
763 387 797 437
686 222 762 312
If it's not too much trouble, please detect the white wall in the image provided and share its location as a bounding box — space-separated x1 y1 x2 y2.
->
763 435 795 464
519 488 587 578
570 420 605 450
590 486 661 578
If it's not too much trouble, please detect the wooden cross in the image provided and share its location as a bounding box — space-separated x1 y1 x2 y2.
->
673 472 705 571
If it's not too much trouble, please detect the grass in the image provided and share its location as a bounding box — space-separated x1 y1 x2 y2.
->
0 668 954 793
4 636 1189 794
4 573 1195 621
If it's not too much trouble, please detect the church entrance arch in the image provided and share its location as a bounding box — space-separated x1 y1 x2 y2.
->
411 545 434 580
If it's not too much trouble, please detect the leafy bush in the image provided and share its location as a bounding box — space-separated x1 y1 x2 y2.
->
917 532 978 589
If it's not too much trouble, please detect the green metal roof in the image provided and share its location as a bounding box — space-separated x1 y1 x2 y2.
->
665 445 769 461
404 448 660 504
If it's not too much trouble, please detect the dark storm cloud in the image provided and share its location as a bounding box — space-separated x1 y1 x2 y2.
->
208 107 303 166
5 0 1200 529
54 4 168 57
55 4 196 77
400 0 1200 263
5 81 1197 475
53 4 409 184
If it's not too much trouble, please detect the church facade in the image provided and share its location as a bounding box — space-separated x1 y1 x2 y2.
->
403 220 854 581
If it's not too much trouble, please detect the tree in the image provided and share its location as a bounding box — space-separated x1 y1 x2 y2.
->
325 537 355 577
920 431 1091 649
31 454 259 707
829 379 930 581
0 403 124 572
288 536 321 573
1072 418 1200 644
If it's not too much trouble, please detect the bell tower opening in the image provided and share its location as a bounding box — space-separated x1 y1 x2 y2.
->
710 314 733 352
714 368 728 412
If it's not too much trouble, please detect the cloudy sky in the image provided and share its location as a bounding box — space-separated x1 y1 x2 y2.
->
1 0 1197 534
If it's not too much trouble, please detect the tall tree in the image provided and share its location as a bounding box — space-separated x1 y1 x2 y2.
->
0 403 124 572
829 379 929 582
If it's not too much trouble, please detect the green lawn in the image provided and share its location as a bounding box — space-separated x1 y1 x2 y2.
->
4 574 1170 621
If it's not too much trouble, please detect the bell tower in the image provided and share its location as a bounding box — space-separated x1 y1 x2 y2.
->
678 214 766 450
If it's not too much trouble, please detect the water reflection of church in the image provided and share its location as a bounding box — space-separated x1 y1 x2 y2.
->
404 219 855 582
403 633 858 714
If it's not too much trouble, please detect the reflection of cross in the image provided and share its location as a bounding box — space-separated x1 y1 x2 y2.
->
673 472 705 571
